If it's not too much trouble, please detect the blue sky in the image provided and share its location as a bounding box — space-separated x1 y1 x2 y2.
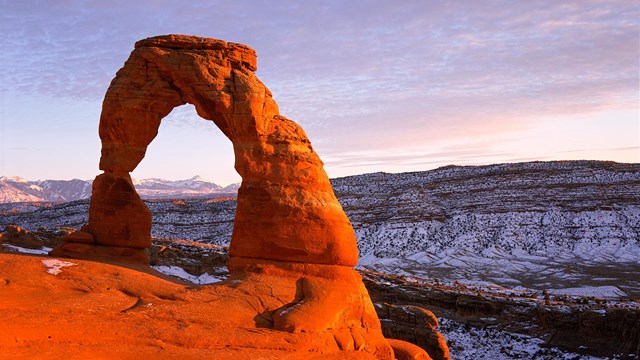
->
1 0 638 185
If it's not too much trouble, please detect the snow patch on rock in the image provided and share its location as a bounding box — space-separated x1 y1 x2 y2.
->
2 244 52 255
42 259 77 275
152 265 226 284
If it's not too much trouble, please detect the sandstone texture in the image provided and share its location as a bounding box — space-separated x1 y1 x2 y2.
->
376 303 450 360
386 339 434 360
0 253 387 359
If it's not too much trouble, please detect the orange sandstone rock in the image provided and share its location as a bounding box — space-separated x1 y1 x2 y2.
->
87 172 151 249
226 258 394 357
387 339 433 360
0 253 388 359
375 303 450 360
2 225 44 248
61 34 358 267
62 231 94 244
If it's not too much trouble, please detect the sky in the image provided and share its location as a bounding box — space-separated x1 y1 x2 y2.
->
1 0 638 185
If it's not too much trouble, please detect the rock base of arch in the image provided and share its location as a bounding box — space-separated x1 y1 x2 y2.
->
227 256 396 356
49 242 149 265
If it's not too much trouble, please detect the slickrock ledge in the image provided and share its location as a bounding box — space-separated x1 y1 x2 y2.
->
0 253 387 359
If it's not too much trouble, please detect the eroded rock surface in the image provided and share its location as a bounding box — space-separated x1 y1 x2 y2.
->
375 303 450 360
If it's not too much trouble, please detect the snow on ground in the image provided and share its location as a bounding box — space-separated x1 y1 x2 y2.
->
358 251 640 300
439 318 611 360
41 259 77 275
1 242 226 285
152 265 226 284
2 243 52 255
547 286 627 298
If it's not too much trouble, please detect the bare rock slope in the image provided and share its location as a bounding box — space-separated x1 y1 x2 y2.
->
0 253 387 359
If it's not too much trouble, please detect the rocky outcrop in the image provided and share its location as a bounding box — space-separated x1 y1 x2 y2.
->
47 34 422 358
54 34 357 267
228 257 394 356
1 225 46 248
376 303 450 360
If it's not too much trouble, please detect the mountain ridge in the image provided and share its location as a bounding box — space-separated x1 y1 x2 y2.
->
0 176 240 202
2 160 636 204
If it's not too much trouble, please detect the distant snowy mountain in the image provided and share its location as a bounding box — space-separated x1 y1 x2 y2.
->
0 176 88 203
36 179 93 202
132 175 233 199
221 183 241 193
0 176 239 202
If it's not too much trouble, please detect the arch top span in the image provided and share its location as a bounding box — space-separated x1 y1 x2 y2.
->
99 34 267 173
135 34 257 71
73 34 358 267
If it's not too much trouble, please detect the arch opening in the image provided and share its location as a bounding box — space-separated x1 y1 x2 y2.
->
132 103 240 187
133 103 239 247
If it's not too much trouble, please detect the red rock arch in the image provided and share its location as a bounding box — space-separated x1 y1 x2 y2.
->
63 35 358 266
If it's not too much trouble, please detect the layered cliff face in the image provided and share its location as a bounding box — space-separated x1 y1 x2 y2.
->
361 270 640 358
332 161 640 258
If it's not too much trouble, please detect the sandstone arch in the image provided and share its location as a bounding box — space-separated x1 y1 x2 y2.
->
47 35 438 358
60 35 357 266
